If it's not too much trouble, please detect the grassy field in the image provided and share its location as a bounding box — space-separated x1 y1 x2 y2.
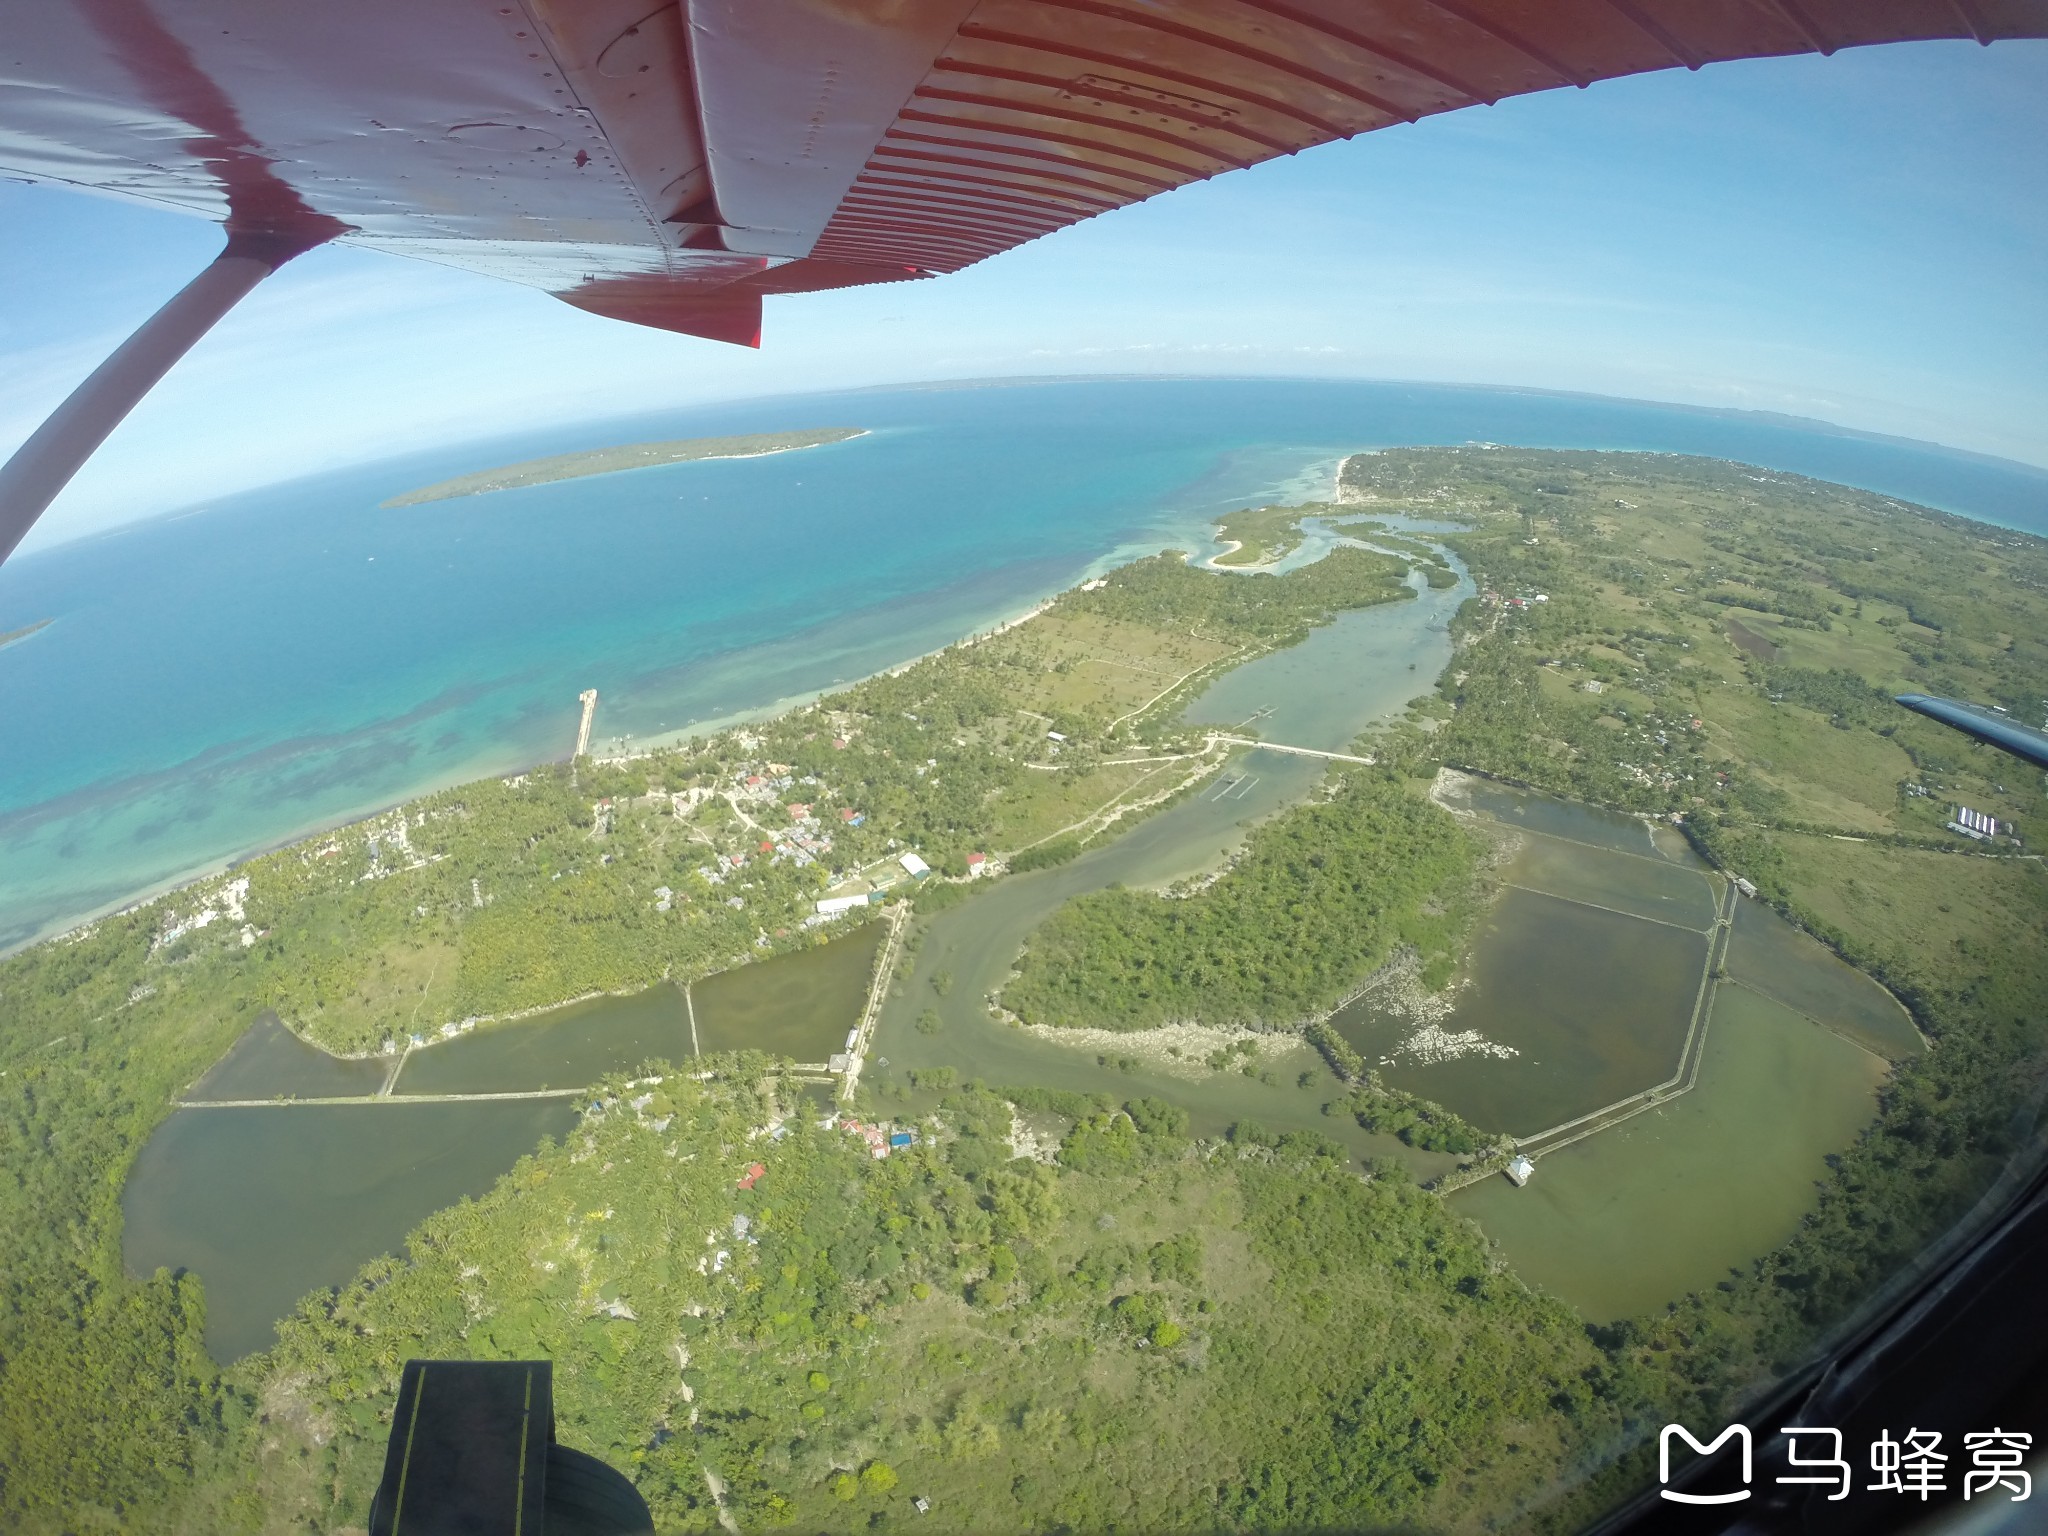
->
983 758 1189 851
1342 447 2048 849
321 937 461 1047
1700 686 1913 830
972 610 1239 720
1775 834 2048 990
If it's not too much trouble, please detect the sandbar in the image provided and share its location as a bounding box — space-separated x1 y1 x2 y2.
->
381 427 867 507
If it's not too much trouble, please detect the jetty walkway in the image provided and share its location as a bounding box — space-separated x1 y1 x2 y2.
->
1207 733 1375 766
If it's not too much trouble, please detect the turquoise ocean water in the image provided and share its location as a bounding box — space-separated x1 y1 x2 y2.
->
2 377 2044 953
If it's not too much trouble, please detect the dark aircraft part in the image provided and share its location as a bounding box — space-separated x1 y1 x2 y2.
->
0 234 321 568
368 1359 653 1536
1591 1157 2048 1533
1895 693 2048 771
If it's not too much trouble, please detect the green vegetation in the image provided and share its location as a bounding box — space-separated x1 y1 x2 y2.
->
381 428 867 507
139 1066 1694 1532
1305 1023 1496 1156
209 766 808 1054
1338 446 2048 1420
1079 543 1406 648
1209 500 1337 566
5 445 2046 1531
1335 1081 1489 1155
1004 837 1081 872
0 525 1419 1530
0 906 246 1527
1003 771 1480 1030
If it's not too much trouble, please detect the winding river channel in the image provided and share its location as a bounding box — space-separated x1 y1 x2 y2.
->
124 521 1909 1355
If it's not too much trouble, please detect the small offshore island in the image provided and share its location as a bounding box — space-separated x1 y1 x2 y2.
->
0 616 53 651
381 427 867 507
7 447 2048 1533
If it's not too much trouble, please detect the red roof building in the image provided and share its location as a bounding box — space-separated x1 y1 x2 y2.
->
737 1162 766 1190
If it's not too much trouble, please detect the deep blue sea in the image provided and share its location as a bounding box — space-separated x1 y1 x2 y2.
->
2 377 2044 952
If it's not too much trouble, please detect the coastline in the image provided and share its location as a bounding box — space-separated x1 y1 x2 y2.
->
1 433 1410 967
1185 453 1354 574
588 593 1064 761
18 541 1168 960
5 742 541 961
584 538 1175 761
10 471 1364 963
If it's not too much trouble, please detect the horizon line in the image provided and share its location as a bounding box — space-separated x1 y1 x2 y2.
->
16 370 2048 561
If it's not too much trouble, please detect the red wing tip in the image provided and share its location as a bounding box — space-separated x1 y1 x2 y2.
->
555 286 764 347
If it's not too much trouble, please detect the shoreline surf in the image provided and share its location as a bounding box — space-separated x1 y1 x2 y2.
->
8 379 2045 959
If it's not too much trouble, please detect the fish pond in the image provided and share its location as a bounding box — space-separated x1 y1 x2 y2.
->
1398 782 1915 1318
1330 781 1726 1137
122 520 1915 1359
1454 985 1891 1320
392 923 884 1097
125 926 882 1360
1335 882 1712 1137
878 755 1913 1324
124 1099 578 1362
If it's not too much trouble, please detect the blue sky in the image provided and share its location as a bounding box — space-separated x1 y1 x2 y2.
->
2 38 2043 552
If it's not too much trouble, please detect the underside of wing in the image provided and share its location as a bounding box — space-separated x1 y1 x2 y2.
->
3 0 2045 345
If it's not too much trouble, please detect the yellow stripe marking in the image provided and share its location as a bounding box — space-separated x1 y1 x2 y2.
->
514 1369 534 1536
389 1366 427 1534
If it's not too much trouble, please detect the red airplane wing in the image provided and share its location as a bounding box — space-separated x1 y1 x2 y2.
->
4 1 2044 348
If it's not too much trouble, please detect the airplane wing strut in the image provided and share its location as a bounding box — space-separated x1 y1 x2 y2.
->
0 231 330 567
